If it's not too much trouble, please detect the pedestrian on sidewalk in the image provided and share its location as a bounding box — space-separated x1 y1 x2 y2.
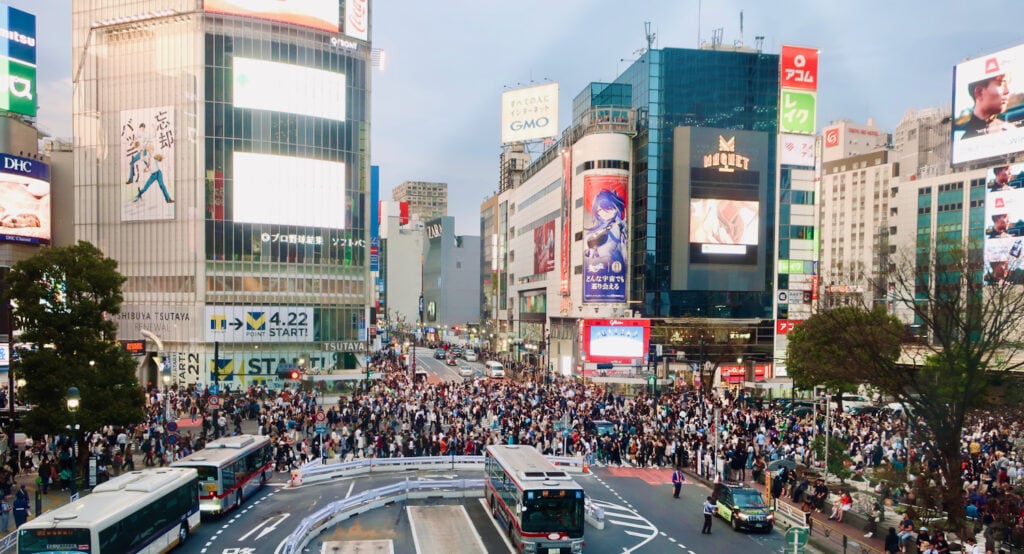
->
672 467 684 498
801 497 815 530
12 492 29 528
0 494 10 533
701 496 715 534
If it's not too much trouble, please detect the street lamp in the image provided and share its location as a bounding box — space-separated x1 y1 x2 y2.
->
66 387 80 495
161 365 172 422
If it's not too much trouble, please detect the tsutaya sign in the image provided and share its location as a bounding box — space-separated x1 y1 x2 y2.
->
320 341 368 353
703 135 751 172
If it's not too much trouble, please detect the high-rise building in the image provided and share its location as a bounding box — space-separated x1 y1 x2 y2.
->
892 107 952 180
392 180 447 222
72 1 373 386
483 44 782 379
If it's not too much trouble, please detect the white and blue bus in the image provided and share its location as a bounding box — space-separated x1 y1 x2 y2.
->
17 467 200 553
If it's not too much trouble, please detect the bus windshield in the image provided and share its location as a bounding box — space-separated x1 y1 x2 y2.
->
193 466 219 482
18 527 92 553
521 495 584 533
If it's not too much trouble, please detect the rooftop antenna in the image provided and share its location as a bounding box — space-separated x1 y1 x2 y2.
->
739 10 744 45
645 21 656 52
711 27 723 50
755 35 765 52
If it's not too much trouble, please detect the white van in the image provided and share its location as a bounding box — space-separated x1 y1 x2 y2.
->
485 360 505 378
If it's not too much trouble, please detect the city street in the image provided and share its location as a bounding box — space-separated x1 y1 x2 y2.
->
175 461 795 554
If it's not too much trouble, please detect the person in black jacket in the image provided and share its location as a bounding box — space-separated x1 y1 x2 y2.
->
884 527 900 553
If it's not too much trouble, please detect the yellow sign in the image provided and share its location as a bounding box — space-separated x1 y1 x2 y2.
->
703 135 750 172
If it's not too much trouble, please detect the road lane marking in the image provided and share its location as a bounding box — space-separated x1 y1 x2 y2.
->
345 480 355 498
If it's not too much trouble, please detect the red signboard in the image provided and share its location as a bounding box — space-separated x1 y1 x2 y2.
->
811 275 819 300
121 340 146 355
780 45 819 91
776 319 802 335
824 126 839 148
721 364 770 384
582 318 650 364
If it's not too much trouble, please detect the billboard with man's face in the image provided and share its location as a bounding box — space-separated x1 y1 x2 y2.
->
984 162 1024 286
952 43 1024 165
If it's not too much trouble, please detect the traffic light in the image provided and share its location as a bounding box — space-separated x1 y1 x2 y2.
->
648 374 657 396
277 368 302 380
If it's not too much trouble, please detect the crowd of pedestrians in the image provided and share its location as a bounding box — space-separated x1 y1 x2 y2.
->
1 344 1024 550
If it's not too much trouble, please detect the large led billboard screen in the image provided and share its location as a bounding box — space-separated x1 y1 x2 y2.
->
0 152 49 244
582 318 650 364
232 152 346 229
120 107 176 222
501 82 558 144
984 162 1024 286
205 0 339 33
233 57 346 121
951 43 1024 165
689 199 760 253
0 4 36 118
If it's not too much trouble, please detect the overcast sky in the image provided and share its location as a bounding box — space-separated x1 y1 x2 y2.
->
17 0 1024 235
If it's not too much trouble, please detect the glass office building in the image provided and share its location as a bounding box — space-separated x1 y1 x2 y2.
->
613 47 779 318
72 1 371 387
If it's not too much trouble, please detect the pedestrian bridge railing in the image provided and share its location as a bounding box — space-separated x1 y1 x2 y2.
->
292 453 587 485
280 478 484 554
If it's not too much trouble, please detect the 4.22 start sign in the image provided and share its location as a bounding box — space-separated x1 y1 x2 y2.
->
204 306 313 343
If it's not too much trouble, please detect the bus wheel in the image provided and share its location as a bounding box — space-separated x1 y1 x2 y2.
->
178 523 188 545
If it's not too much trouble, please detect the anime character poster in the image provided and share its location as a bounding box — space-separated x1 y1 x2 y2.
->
560 148 572 295
121 107 176 222
583 174 628 303
534 220 556 275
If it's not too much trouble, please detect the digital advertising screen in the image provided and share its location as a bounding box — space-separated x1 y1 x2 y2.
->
233 57 346 121
582 318 651 364
232 152 346 229
951 43 1024 165
689 199 760 253
121 106 176 222
0 152 49 244
984 162 1024 286
205 0 339 33
582 174 628 303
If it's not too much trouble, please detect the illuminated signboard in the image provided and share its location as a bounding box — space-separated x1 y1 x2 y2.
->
121 340 146 355
501 82 559 144
0 4 36 117
779 45 819 135
0 152 49 244
233 152 346 229
689 199 760 252
951 43 1024 165
582 318 651 364
703 135 751 172
233 57 346 122
983 162 1024 286
205 0 339 33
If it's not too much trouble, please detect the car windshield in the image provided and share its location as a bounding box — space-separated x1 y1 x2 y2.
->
733 490 767 508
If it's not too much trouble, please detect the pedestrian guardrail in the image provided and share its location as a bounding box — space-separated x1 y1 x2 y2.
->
279 478 484 554
293 453 587 485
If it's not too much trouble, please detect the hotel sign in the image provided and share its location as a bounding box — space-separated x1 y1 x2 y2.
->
703 135 750 172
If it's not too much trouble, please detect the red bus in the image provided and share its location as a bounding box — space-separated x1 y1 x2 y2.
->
172 434 273 514
484 445 585 553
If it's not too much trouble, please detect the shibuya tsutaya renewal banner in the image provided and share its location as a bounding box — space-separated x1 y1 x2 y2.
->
583 174 628 303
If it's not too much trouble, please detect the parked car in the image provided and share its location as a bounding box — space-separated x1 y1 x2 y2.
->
712 482 774 533
588 420 616 437
829 394 874 413
433 349 446 360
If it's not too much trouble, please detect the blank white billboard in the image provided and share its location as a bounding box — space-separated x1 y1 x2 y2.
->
233 152 346 229
501 82 558 143
233 57 345 121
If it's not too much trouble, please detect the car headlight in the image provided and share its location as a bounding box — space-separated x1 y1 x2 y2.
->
735 510 747 519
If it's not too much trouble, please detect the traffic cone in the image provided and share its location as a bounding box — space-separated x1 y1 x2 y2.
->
583 460 590 474
289 469 303 487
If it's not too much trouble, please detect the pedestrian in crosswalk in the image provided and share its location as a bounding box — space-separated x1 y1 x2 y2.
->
702 496 716 534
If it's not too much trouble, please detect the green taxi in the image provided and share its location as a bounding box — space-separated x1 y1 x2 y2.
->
711 482 775 533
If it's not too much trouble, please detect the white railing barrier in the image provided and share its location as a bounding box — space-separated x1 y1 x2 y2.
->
279 479 484 554
293 454 587 486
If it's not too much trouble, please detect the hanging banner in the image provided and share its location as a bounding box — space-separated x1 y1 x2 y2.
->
582 174 628 303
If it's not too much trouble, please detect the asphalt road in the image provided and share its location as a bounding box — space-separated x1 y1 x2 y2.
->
176 464 802 554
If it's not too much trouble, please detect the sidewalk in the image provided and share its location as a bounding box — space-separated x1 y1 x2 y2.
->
682 467 888 554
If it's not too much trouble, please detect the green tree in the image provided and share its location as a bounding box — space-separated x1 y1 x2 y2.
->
786 306 904 401
790 241 1024 534
809 435 853 483
4 241 145 439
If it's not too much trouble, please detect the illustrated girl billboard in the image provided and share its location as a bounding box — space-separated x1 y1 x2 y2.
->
583 174 628 303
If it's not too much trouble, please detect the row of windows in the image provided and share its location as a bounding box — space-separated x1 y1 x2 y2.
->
938 181 964 192
778 225 815 240
221 445 272 489
516 179 562 212
576 160 630 173
98 480 197 552
206 275 363 295
937 202 963 212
